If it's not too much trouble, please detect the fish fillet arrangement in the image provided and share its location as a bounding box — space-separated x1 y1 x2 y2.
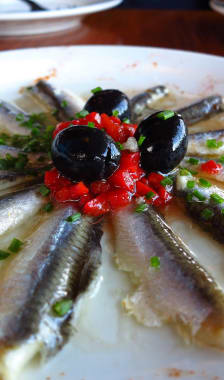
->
0 80 224 379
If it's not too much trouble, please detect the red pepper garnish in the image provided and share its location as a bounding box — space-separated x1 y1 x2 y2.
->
200 160 222 175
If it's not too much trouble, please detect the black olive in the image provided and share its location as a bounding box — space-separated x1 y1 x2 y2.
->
134 111 188 173
84 89 131 121
51 126 121 183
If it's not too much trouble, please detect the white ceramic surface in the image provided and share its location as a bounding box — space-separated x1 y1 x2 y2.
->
210 0 224 15
0 45 224 380
0 0 122 35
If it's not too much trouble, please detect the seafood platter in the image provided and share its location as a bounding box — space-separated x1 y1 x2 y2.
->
0 46 224 380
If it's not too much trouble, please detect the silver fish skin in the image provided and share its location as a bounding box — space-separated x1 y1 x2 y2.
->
0 205 102 378
188 128 224 156
177 95 223 126
110 205 224 348
175 172 224 244
0 101 30 135
130 85 169 123
0 171 43 197
0 145 49 166
180 156 224 184
22 80 85 122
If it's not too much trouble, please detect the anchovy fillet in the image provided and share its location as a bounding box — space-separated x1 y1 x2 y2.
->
0 205 102 378
188 129 224 156
111 205 224 348
0 101 30 136
181 156 224 184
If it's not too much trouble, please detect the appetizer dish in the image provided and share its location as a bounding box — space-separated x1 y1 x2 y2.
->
0 77 224 380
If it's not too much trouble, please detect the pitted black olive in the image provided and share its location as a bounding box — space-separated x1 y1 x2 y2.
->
84 89 131 121
134 111 188 173
51 126 121 182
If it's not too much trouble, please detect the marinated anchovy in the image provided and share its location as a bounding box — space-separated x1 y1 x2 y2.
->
0 206 102 379
177 95 223 126
176 172 224 244
188 129 224 156
181 156 224 183
111 205 224 347
0 171 43 197
21 80 85 122
0 101 30 135
130 85 169 123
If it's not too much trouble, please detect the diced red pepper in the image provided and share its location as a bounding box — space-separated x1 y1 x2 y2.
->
120 152 140 168
154 185 172 206
78 193 92 207
54 186 71 202
53 121 74 139
90 180 111 195
148 172 165 191
44 168 59 188
128 165 145 181
70 181 89 200
83 194 110 216
200 160 223 175
109 168 135 192
136 181 156 196
106 189 132 210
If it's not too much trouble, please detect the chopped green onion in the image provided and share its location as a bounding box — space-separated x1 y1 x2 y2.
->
199 178 211 188
88 122 95 128
0 250 10 260
138 135 146 146
206 139 223 149
52 299 73 317
112 110 119 117
61 100 68 108
179 168 191 176
16 113 25 122
66 212 81 223
187 180 195 189
123 118 130 124
156 110 175 120
188 157 199 165
8 238 24 253
150 256 160 269
43 202 54 212
116 142 124 151
91 86 102 94
189 169 198 175
218 156 224 164
39 185 50 196
75 109 89 119
210 193 224 204
146 191 156 200
201 208 214 220
135 203 147 213
192 190 206 201
160 177 173 187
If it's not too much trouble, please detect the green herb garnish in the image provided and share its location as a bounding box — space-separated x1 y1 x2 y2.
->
192 190 206 201
187 180 195 189
75 109 89 119
187 193 193 202
87 122 95 128
135 203 147 213
61 100 68 108
66 212 81 223
0 250 10 260
199 178 211 188
116 142 124 151
52 299 73 317
206 139 223 149
146 191 156 200
188 157 199 165
112 110 119 117
160 177 173 187
91 86 102 94
201 208 214 220
179 168 191 176
39 185 50 196
150 256 160 269
210 193 224 204
43 202 54 212
16 113 25 122
218 156 224 164
8 238 24 253
123 118 130 124
138 135 146 146
156 110 175 120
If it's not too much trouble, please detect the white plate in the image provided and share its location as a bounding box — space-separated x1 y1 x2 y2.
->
210 0 224 15
1 45 224 380
0 0 122 35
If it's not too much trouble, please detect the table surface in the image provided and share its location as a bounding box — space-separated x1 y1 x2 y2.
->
0 9 223 56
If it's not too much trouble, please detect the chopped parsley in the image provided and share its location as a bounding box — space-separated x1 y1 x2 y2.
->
206 139 223 149
123 118 130 124
66 212 81 223
156 110 175 120
0 153 28 171
150 256 160 269
218 156 224 164
137 135 146 147
61 100 68 108
52 299 73 317
160 177 173 187
8 238 24 253
116 142 124 151
87 122 95 128
39 185 50 196
210 193 224 204
75 109 89 119
112 110 119 117
187 180 195 189
179 168 191 176
192 190 206 202
91 86 102 94
188 157 199 165
0 250 10 260
199 178 211 188
135 203 147 213
146 191 156 200
43 202 54 212
201 208 214 220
